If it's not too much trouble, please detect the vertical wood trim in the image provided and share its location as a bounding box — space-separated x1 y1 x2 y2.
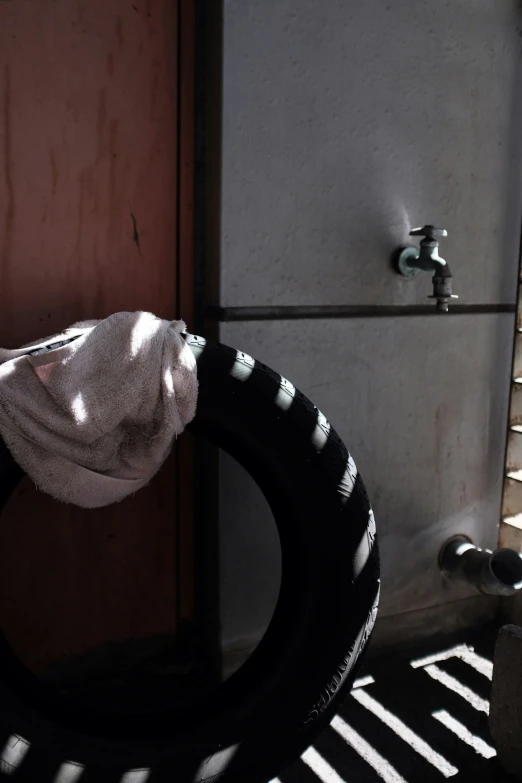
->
176 0 196 627
178 0 195 329
193 0 224 676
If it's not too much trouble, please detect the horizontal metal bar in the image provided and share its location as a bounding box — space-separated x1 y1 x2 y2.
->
206 303 516 323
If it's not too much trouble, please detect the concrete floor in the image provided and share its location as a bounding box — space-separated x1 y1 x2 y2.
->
274 625 514 783
0 624 514 781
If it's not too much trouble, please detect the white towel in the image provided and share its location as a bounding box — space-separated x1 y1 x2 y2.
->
0 311 198 508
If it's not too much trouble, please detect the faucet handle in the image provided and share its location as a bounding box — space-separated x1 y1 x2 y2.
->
410 225 448 241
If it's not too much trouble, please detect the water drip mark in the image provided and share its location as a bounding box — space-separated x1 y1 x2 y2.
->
130 212 141 255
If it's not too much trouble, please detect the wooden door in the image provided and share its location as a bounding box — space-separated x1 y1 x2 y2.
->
0 0 195 674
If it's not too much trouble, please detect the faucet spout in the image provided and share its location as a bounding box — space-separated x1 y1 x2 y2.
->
426 250 456 313
430 258 455 312
396 224 458 312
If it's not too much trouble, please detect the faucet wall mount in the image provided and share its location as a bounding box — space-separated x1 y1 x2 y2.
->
396 224 458 313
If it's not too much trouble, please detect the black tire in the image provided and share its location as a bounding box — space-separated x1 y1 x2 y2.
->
0 334 379 783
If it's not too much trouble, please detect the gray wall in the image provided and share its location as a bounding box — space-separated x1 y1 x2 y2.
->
216 0 522 652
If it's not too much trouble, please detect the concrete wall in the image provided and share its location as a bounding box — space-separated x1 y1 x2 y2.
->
216 0 522 653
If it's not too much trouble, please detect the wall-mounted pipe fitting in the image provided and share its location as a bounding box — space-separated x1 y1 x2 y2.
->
439 535 522 597
396 225 458 312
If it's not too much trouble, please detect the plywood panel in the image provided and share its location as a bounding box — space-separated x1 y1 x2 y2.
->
0 0 190 672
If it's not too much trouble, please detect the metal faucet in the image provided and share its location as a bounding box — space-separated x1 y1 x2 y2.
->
396 225 458 312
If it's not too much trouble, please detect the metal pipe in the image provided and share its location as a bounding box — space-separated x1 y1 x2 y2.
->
205 303 514 323
439 535 522 597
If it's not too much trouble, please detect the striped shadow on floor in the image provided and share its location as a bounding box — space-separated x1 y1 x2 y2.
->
271 628 511 783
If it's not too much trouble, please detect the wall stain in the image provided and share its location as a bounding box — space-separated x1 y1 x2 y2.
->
459 480 467 507
49 148 58 196
130 212 141 255
435 402 447 517
96 88 107 164
107 53 114 78
146 0 152 18
434 402 447 467
2 65 14 277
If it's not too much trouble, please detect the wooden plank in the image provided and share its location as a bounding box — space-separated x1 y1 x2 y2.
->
0 0 193 673
178 0 196 330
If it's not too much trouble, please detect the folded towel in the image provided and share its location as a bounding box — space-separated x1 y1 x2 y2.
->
0 311 198 508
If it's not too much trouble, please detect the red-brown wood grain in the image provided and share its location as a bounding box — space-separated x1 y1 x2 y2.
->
0 0 195 672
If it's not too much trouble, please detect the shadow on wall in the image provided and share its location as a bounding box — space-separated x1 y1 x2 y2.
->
219 449 282 678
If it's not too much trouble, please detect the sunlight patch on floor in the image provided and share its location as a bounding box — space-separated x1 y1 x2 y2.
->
410 644 493 680
352 674 376 689
423 664 489 713
331 715 407 783
432 710 496 759
302 745 347 782
352 689 458 777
